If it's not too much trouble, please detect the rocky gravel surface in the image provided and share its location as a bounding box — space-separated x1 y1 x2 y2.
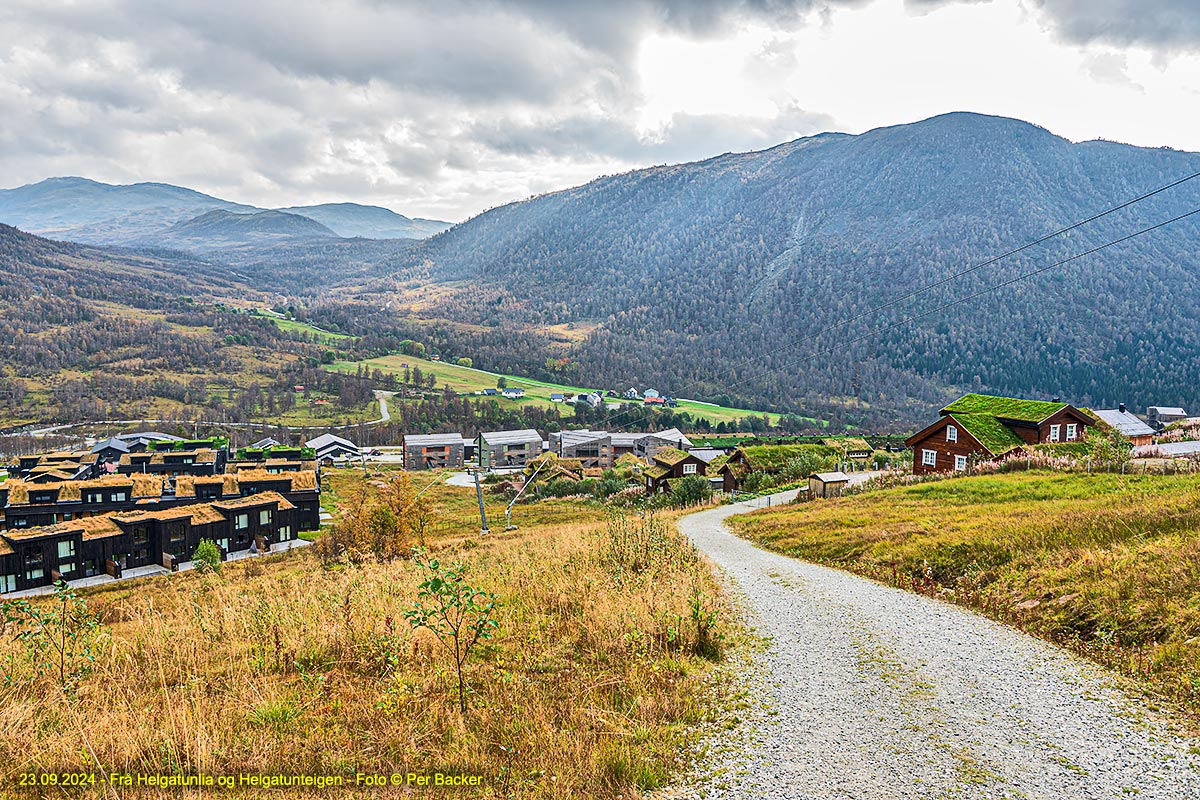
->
663 490 1200 799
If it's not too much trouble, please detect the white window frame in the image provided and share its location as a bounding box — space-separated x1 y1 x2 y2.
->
1049 424 1061 442
954 455 967 472
946 425 957 443
682 463 697 475
1066 423 1077 441
922 449 937 467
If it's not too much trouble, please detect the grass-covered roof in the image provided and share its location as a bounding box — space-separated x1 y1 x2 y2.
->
737 443 837 471
942 393 1067 423
949 413 1027 456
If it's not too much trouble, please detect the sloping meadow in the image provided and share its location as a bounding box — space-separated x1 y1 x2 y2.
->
731 471 1200 714
0 477 731 798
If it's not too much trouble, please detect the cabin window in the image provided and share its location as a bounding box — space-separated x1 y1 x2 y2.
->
259 509 272 526
217 538 229 552
57 540 75 559
1049 424 1061 442
112 491 127 502
1066 424 1077 441
279 526 292 541
954 455 967 472
235 513 249 530
922 449 937 467
85 491 103 504
59 561 76 575
1 575 16 593
13 518 28 528
683 463 698 475
24 551 44 581
946 425 958 442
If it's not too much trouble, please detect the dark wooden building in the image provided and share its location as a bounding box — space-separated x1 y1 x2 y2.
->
643 447 710 494
0 491 299 595
906 394 1095 475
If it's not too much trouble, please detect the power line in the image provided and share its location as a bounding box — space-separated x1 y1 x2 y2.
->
595 203 1200 436
734 204 1200 390
720 167 1200 382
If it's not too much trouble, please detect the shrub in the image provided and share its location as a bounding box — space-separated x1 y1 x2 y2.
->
317 474 433 564
1 580 103 692
670 476 712 507
192 539 222 574
404 549 500 714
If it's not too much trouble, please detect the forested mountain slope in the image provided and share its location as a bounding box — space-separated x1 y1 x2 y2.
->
369 113 1200 426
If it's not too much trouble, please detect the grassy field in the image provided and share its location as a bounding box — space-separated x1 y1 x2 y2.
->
0 468 733 797
328 353 800 427
730 470 1200 714
255 312 356 343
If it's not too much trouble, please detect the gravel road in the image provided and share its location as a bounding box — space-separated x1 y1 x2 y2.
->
667 489 1200 799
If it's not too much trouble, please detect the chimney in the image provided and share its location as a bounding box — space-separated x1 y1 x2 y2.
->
1052 397 1060 403
1119 403 1127 414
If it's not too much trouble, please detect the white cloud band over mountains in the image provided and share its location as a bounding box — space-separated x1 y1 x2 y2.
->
1 0 1198 220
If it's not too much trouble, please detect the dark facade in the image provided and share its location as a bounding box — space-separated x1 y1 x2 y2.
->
905 394 1096 475
643 448 709 494
476 430 543 468
3 471 321 533
0 491 299 595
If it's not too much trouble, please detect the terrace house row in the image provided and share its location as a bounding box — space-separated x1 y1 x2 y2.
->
905 393 1095 475
0 491 300 594
0 470 321 532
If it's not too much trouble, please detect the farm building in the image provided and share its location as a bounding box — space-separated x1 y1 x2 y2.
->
1147 406 1188 430
1093 405 1155 447
808 471 850 499
502 388 526 399
402 434 467 470
823 437 873 461
906 394 1095 475
718 443 838 492
476 429 543 469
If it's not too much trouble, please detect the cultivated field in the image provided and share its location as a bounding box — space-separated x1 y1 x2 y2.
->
327 353 795 426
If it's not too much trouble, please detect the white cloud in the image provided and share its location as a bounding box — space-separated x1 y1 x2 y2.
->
0 0 1197 222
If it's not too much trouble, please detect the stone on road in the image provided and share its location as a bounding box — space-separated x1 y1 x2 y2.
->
670 490 1200 799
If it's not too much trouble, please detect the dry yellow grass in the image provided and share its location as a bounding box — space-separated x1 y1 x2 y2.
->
0 473 729 798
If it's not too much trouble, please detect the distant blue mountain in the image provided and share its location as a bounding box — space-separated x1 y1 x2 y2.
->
0 176 450 246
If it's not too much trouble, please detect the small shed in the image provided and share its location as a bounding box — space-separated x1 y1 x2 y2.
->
808 471 850 499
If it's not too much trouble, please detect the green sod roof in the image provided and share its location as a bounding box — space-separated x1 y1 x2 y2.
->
948 413 1027 456
942 393 1067 423
643 465 671 480
653 447 691 466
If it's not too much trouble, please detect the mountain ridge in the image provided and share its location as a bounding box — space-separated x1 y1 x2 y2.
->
0 176 452 246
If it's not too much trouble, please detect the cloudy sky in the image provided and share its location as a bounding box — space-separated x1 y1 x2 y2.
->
1 0 1198 222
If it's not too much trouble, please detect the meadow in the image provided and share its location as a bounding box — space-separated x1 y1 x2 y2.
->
0 468 733 798
326 353 794 427
730 470 1200 714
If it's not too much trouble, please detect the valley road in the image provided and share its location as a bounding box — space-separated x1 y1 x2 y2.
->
673 487 1200 799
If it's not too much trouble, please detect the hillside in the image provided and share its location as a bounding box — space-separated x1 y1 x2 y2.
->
151 209 339 250
0 225 384 428
278 202 452 239
356 112 1200 428
0 177 450 246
